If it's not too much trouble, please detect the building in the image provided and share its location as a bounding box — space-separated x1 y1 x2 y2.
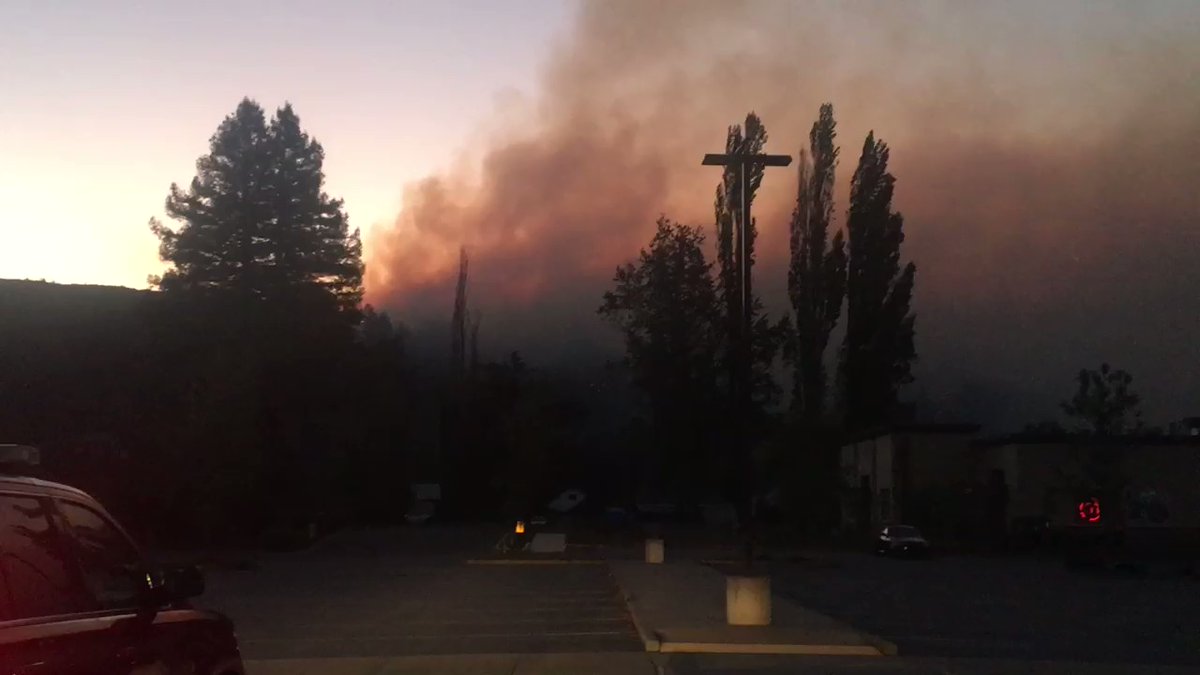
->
839 424 981 534
841 425 1200 549
976 435 1200 530
1168 417 1200 438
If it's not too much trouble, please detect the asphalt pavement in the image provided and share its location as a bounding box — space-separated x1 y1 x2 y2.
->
771 551 1200 667
661 654 1200 674
202 525 641 659
198 525 1200 672
242 653 1200 675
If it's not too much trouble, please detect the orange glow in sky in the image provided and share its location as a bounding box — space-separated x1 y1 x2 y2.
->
0 0 573 289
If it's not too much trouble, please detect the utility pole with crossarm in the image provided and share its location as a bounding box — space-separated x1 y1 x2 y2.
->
701 150 791 569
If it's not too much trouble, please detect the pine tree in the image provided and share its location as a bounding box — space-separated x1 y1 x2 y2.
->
151 99 272 295
788 104 847 423
151 98 363 319
264 103 364 313
841 132 916 429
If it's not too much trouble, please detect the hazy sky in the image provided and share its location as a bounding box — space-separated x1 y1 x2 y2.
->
3 1 1199 429
0 0 574 287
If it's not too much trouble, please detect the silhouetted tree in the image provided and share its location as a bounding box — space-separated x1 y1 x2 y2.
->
265 104 364 313
713 113 789 409
451 246 469 376
787 104 847 423
1050 367 1143 540
1020 419 1068 436
449 351 586 517
469 309 482 376
150 98 363 320
715 115 766 348
142 99 386 539
599 218 723 495
1061 363 1144 435
840 132 917 429
600 218 721 410
359 304 401 348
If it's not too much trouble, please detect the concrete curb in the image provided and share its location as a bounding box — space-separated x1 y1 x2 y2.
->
656 641 883 655
617 586 662 652
465 558 605 565
861 632 900 656
609 561 896 657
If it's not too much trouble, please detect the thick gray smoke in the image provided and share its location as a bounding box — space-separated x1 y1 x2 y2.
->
367 0 1200 429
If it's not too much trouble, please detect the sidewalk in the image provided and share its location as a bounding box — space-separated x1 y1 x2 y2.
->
246 653 660 675
610 560 893 656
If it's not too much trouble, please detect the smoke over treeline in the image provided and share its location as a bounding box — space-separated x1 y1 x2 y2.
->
366 0 1200 429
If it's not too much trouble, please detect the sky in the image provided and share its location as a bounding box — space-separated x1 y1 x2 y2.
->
0 0 574 287
3 1 1199 430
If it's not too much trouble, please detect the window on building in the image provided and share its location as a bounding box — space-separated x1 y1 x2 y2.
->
0 494 92 620
56 500 143 610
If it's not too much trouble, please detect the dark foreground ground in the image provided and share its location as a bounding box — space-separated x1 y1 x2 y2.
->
197 525 1199 672
773 550 1200 667
202 525 640 658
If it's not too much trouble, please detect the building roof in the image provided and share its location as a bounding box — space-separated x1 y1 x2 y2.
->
974 433 1200 448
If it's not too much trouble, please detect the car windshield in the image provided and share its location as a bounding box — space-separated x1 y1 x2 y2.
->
890 526 921 538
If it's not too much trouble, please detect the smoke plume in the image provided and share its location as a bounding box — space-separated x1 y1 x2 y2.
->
367 0 1200 428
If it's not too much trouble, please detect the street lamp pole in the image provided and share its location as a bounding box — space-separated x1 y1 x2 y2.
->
702 151 791 569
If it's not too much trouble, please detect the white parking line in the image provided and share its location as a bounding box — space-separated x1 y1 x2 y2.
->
236 617 632 631
245 630 632 642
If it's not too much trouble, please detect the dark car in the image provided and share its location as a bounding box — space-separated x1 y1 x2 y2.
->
0 444 244 675
875 524 930 557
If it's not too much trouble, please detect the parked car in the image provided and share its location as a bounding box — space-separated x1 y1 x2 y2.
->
875 524 930 557
0 444 244 675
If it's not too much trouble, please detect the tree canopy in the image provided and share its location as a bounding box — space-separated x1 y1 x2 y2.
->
788 103 847 423
150 98 363 318
599 218 721 414
1061 362 1144 435
841 131 917 429
713 112 789 409
599 218 724 496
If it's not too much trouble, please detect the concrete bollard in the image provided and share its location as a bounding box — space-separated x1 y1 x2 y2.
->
645 538 664 564
726 575 771 626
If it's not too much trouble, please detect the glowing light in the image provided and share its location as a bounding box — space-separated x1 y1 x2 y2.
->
515 521 525 534
1077 498 1101 523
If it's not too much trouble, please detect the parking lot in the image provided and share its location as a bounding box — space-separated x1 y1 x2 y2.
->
202 526 641 659
196 525 1200 668
772 551 1200 666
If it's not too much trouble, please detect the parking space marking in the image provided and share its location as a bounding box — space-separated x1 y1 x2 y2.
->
209 543 643 657
245 630 632 642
